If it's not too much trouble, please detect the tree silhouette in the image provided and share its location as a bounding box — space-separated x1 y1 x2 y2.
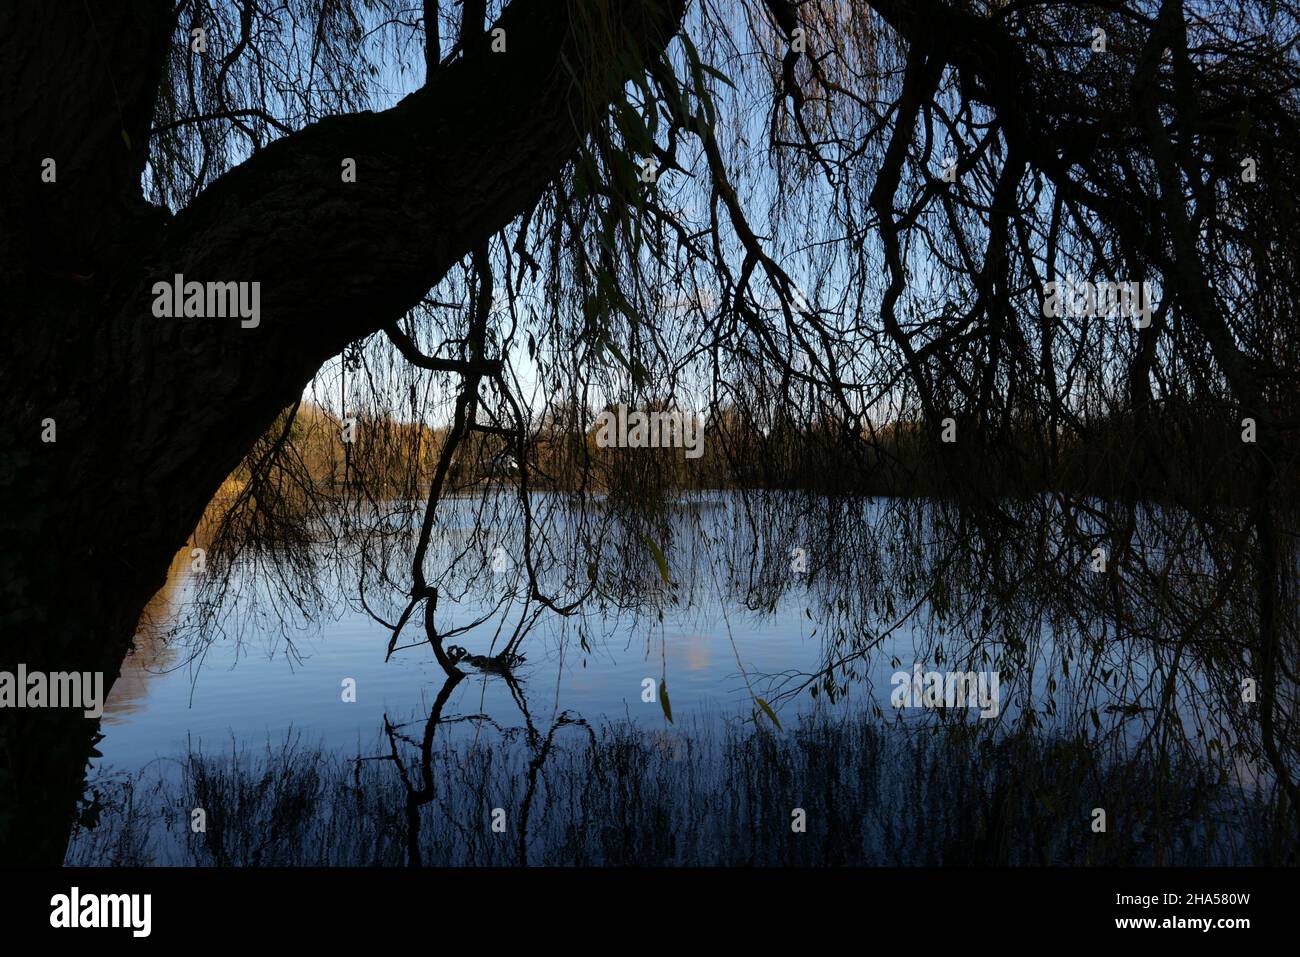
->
2 0 1298 864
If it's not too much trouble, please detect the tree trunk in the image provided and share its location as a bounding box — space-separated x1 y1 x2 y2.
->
0 0 682 865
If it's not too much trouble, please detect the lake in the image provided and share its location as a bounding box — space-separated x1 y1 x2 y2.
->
68 491 1285 865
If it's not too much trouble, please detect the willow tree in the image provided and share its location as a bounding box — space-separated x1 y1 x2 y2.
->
2 0 1298 864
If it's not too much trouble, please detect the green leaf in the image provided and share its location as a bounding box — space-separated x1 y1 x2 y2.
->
596 269 643 328
701 63 736 90
678 32 717 129
120 129 132 150
643 534 670 584
603 338 633 375
755 697 781 729
613 100 653 157
659 678 673 723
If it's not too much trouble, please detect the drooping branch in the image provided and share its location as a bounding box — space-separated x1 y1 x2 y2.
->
424 0 440 80
69 0 680 590
383 322 501 375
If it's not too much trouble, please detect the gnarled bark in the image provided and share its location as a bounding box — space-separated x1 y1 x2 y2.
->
0 0 683 865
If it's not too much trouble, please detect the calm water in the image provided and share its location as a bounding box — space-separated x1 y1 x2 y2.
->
67 492 1280 866
96 551 844 772
91 490 1176 774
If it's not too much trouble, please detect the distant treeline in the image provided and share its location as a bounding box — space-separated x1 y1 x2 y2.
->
222 399 1270 508
698 402 1268 506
